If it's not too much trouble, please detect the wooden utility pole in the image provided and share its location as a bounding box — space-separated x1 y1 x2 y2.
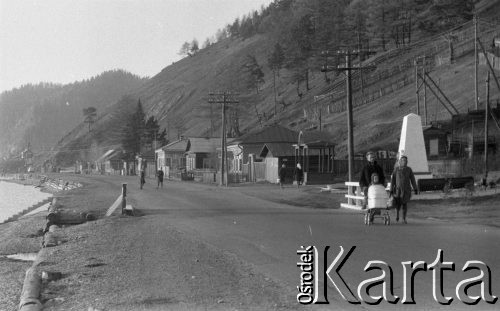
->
415 59 420 116
423 58 428 125
208 91 239 186
474 14 479 110
484 72 490 174
321 49 376 182
414 56 427 120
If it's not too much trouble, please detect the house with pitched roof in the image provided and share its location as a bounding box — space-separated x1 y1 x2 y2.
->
186 137 220 170
227 125 298 183
155 138 189 178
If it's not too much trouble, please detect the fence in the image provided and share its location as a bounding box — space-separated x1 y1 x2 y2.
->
309 20 500 121
192 169 216 183
429 156 500 177
254 162 266 182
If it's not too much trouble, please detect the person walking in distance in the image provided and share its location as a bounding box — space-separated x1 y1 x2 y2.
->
390 155 418 224
140 170 146 190
278 163 286 189
359 151 386 204
294 163 303 188
157 169 164 189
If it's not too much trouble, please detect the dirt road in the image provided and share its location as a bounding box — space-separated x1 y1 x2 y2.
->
2 174 499 310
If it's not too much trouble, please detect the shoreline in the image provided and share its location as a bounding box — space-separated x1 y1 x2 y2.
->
0 178 53 224
1 174 499 310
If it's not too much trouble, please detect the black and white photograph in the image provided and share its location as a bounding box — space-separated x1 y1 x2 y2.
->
1 0 500 310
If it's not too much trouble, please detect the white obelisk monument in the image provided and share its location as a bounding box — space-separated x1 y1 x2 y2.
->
398 114 433 180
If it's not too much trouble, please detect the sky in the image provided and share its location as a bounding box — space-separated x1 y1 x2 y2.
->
0 0 274 93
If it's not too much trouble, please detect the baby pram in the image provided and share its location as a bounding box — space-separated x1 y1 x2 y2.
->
364 184 391 225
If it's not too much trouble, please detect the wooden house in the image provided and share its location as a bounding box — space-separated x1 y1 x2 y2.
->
95 149 124 175
186 137 219 171
155 138 188 178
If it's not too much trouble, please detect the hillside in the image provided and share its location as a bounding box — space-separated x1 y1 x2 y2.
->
0 70 147 159
33 0 500 166
131 16 500 159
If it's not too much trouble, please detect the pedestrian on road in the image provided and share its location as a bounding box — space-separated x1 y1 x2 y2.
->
278 163 286 189
390 155 418 224
359 151 386 199
140 170 146 190
294 163 303 188
157 169 164 189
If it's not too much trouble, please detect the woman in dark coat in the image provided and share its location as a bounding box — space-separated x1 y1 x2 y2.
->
278 164 286 189
294 163 303 188
390 155 418 224
140 170 146 189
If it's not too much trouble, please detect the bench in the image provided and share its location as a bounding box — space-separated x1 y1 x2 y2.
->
418 178 447 192
448 176 474 190
340 182 365 210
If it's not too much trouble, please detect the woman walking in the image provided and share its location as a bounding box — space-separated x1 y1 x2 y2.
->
390 155 418 224
294 163 303 188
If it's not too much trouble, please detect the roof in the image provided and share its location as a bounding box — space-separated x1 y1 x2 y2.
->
96 149 122 162
241 144 265 157
234 124 299 144
260 143 295 157
187 137 220 154
298 130 336 147
161 139 189 152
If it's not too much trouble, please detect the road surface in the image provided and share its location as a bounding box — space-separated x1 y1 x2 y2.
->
119 176 499 311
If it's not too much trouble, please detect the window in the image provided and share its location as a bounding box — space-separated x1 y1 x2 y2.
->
429 139 439 156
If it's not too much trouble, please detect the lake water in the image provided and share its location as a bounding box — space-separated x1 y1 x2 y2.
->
0 180 52 223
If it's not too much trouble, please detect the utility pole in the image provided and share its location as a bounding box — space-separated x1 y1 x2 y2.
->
154 132 158 174
474 14 479 110
484 71 490 175
414 59 420 116
423 58 428 125
321 49 376 182
208 91 239 186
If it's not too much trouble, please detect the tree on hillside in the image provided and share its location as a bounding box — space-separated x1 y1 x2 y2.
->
366 0 396 51
202 38 211 49
268 43 285 116
242 54 265 94
215 28 228 42
83 107 97 132
144 115 168 148
121 99 145 161
416 0 473 34
345 0 370 56
178 41 191 56
229 18 240 37
242 54 265 125
285 13 316 93
190 39 200 55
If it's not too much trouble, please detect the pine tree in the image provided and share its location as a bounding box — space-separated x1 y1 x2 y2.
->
242 54 265 94
121 99 145 161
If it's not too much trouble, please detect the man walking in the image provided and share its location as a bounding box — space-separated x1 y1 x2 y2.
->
359 151 385 196
139 170 146 190
157 169 164 189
